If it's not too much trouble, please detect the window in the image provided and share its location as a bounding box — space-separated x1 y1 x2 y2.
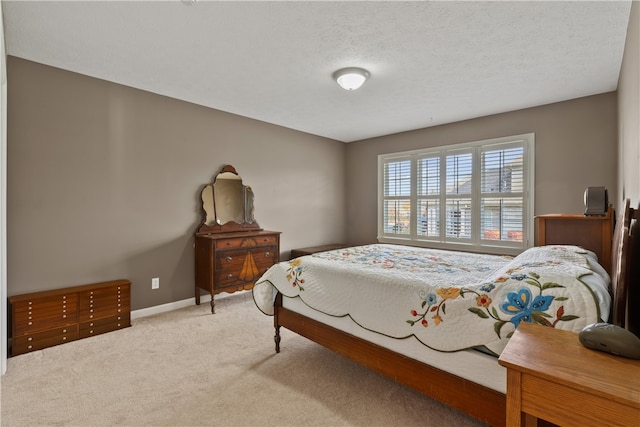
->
378 134 534 254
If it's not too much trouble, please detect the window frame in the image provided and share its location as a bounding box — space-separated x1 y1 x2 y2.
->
377 133 535 255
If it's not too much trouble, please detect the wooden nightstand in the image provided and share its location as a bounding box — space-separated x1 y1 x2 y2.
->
498 322 640 426
290 243 349 258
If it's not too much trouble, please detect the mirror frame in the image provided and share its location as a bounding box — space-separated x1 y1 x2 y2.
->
196 165 262 234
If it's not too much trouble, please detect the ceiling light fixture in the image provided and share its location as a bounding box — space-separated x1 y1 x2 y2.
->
333 67 370 91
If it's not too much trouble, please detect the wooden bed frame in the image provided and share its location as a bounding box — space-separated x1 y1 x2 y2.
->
271 200 638 427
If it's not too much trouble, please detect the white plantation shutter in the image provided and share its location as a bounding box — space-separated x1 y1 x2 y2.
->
383 159 411 235
480 143 525 242
378 134 534 254
417 156 440 237
445 151 473 240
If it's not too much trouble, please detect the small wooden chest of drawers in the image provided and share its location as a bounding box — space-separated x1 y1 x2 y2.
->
9 279 131 356
290 243 350 258
194 230 280 313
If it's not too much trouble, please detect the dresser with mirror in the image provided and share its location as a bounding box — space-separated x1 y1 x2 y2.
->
194 165 280 313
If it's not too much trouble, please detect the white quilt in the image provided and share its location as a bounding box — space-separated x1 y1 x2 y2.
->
253 244 611 355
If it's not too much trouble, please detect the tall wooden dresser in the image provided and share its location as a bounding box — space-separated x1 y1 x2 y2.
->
9 279 131 356
535 207 614 273
194 165 280 313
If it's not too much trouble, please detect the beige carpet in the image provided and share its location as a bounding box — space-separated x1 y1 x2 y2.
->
1 293 486 426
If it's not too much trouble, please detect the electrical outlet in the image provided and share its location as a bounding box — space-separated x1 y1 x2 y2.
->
152 277 160 289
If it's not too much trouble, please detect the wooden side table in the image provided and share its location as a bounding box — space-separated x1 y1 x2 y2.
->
498 322 640 426
290 243 349 259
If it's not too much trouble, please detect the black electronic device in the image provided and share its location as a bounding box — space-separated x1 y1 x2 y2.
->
579 323 640 359
584 186 608 216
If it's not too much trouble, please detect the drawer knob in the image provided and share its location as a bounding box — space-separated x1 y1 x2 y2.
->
227 274 234 279
265 252 270 257
226 256 233 262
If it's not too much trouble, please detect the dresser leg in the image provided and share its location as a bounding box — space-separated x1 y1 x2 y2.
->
195 287 200 305
210 294 215 314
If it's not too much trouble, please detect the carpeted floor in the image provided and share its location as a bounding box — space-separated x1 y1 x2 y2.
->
1 293 486 426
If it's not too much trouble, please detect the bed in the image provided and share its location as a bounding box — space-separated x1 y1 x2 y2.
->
252 200 638 427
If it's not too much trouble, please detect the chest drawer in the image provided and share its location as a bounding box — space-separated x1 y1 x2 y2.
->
12 325 79 355
78 285 130 322
79 313 131 338
12 294 78 335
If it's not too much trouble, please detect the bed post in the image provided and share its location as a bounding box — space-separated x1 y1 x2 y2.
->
274 292 282 353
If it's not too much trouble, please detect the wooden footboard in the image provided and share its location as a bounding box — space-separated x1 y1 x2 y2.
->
274 294 506 427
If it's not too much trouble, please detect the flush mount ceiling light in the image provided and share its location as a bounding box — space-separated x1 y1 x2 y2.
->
333 67 370 91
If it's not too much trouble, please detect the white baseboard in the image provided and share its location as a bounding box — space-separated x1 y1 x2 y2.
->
130 290 248 320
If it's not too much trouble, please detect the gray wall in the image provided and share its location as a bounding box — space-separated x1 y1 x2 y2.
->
618 0 640 208
7 57 346 310
344 93 618 245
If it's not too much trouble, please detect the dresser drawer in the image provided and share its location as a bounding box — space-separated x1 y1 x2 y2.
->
12 325 79 355
12 294 78 335
215 246 277 287
253 246 278 272
215 235 278 250
79 313 131 338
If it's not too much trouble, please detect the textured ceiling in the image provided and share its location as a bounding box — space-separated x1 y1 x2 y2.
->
2 1 633 142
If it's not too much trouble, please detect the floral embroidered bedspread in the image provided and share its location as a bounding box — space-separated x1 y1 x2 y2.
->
252 244 611 355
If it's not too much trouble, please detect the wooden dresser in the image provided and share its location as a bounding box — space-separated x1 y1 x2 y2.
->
9 279 131 356
194 165 281 313
194 230 280 313
535 207 614 273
